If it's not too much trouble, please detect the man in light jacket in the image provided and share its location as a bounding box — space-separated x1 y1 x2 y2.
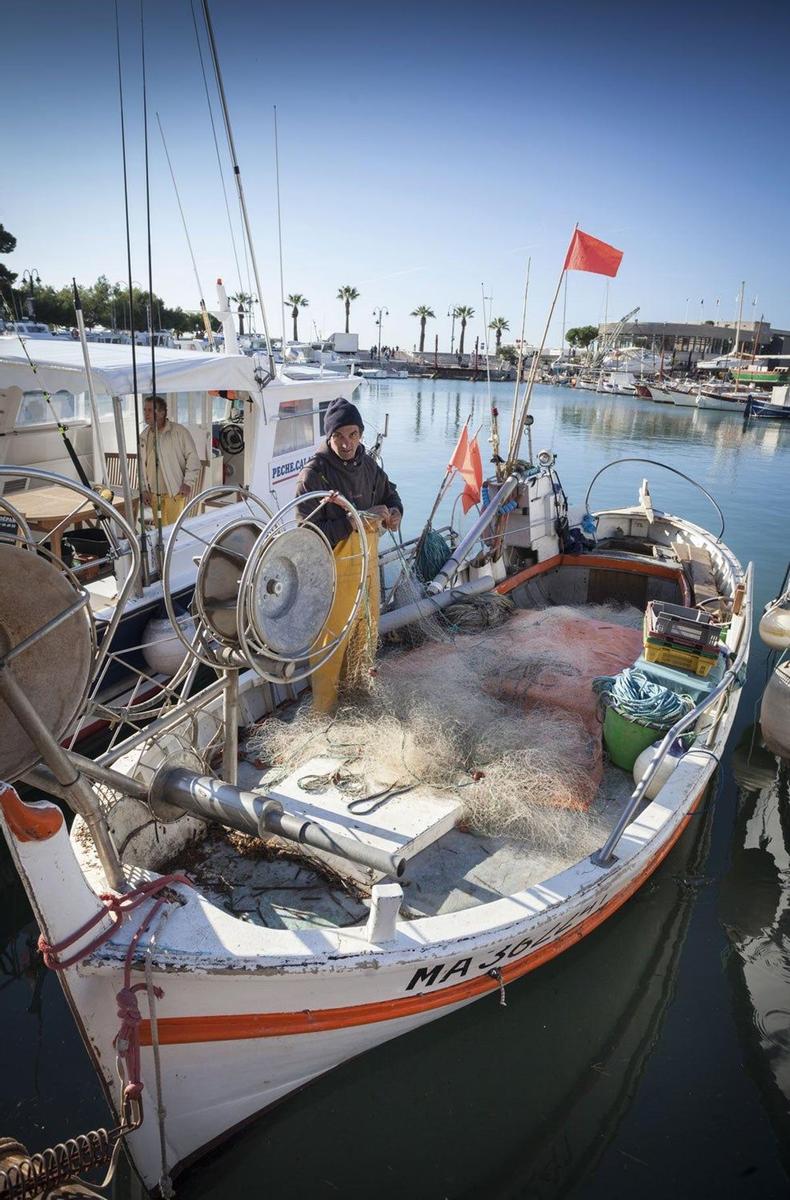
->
141 395 201 526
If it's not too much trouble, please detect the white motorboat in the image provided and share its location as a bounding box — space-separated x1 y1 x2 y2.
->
0 447 752 1192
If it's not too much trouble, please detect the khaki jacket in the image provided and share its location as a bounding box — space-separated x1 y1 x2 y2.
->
141 420 201 497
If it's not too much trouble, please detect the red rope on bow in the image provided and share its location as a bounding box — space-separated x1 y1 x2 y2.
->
38 873 192 1104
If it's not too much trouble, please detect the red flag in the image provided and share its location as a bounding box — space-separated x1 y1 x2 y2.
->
448 424 469 472
459 436 483 514
564 228 623 277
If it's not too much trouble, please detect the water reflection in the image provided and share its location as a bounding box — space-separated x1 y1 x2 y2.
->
726 732 790 1175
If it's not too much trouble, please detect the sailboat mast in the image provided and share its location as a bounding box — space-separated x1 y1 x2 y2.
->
200 0 276 382
733 280 745 393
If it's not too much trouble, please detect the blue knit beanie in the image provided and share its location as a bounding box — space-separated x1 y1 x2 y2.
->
324 397 364 438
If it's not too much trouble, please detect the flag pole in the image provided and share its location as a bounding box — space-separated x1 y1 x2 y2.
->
507 256 531 458
507 252 570 467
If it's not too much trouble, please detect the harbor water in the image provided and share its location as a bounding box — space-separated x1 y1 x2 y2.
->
1 381 789 1198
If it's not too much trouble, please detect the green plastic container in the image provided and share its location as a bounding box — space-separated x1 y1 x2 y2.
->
603 705 662 771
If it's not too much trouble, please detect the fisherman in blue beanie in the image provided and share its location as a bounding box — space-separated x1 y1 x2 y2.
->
296 395 403 710
296 396 402 547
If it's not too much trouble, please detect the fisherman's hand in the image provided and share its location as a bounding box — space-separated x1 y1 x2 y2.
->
384 508 402 532
369 505 390 521
178 483 191 497
143 490 152 506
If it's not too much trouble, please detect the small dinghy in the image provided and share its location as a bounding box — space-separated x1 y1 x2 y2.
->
0 442 752 1192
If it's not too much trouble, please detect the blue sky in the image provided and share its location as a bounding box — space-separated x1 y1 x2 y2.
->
4 0 788 349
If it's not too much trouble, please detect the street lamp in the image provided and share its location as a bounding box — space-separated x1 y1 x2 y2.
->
373 306 388 360
22 269 41 319
447 305 459 355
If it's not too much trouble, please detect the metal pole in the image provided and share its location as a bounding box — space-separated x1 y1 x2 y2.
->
223 669 239 787
111 396 144 596
427 473 521 593
0 665 125 891
72 280 109 486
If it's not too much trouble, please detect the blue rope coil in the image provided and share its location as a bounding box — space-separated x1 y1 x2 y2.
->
592 668 693 730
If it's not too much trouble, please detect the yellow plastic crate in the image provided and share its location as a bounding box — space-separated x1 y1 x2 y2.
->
643 640 718 677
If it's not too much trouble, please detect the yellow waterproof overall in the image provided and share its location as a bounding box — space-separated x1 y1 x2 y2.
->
311 522 380 713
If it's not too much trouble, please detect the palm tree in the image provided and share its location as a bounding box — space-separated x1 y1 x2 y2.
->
337 285 359 334
230 292 254 337
489 316 510 354
285 293 309 342
410 305 435 354
455 305 475 357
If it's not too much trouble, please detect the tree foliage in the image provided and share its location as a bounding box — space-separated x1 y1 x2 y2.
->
455 305 475 356
0 223 17 290
410 304 435 353
488 316 510 352
565 324 599 349
285 293 309 341
337 285 359 334
4 270 202 334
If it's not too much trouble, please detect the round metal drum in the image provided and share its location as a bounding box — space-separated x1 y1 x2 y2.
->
248 526 335 658
0 544 92 780
195 520 264 644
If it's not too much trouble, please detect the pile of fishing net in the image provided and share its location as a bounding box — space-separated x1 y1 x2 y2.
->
250 604 644 847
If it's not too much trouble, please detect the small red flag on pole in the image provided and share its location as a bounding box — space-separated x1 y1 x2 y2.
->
564 228 623 277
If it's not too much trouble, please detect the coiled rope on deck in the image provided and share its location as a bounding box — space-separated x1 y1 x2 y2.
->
592 668 693 730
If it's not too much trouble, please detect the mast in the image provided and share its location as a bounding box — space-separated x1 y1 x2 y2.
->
733 280 745 393
200 0 276 382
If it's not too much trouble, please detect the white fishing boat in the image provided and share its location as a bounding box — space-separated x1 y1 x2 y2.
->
0 438 752 1191
695 390 748 413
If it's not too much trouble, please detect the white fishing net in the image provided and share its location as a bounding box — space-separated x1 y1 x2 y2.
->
249 604 644 847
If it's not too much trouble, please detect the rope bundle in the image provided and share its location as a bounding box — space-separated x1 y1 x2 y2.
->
593 668 692 730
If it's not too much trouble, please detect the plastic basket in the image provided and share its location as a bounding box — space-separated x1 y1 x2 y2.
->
645 600 721 651
643 640 718 677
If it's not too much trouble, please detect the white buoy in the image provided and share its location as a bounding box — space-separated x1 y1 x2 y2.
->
632 738 685 799
760 661 790 761
758 602 790 651
141 612 196 677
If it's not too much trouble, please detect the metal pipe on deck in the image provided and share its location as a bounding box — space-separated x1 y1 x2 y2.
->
427 474 520 594
152 767 407 878
379 575 495 635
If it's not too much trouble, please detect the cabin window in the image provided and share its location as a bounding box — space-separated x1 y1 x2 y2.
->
17 389 85 426
273 396 314 455
318 399 331 436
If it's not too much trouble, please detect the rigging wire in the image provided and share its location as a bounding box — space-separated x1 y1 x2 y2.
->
274 105 287 352
155 110 214 347
189 0 245 298
114 0 150 583
199 0 276 382
140 0 165 572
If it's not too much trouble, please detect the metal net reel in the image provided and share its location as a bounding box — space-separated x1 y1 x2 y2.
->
161 485 274 671
236 491 369 684
0 468 141 787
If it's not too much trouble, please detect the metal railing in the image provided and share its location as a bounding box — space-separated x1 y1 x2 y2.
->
591 563 752 868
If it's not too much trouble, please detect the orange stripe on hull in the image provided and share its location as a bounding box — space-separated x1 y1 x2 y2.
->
140 794 702 1046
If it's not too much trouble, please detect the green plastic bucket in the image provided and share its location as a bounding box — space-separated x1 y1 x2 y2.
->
603 705 662 771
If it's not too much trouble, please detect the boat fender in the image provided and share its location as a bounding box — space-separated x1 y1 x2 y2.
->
632 738 685 799
141 610 196 676
758 603 790 650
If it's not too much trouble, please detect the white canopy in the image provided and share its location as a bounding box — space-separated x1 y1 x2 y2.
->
0 337 266 398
